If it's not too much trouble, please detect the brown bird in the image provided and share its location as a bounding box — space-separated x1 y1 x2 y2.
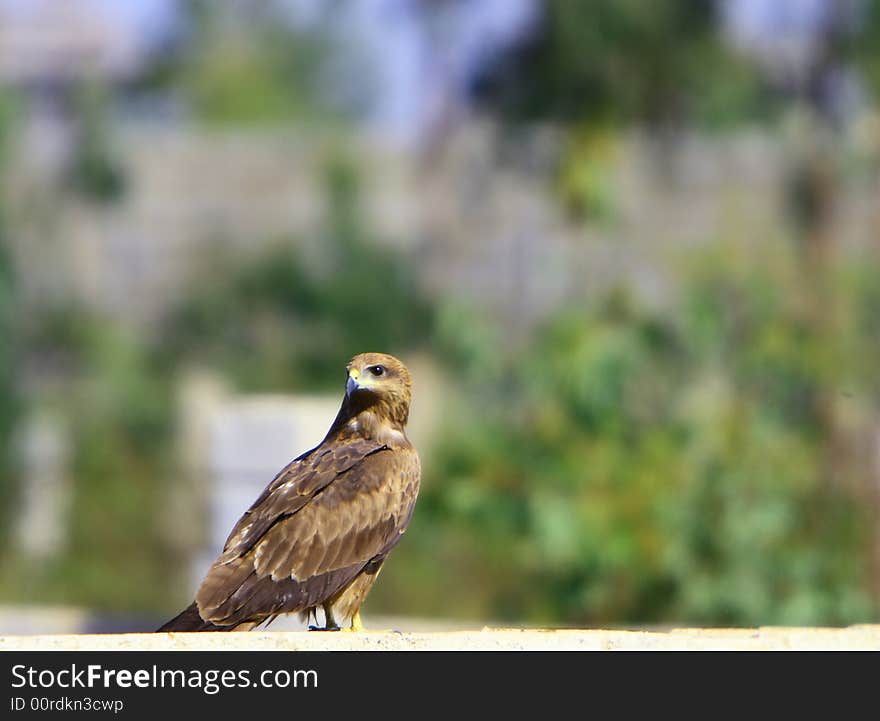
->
158 352 420 632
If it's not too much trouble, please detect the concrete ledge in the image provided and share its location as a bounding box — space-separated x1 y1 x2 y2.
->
2 626 879 651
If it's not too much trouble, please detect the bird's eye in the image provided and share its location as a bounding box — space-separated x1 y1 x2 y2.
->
369 365 386 377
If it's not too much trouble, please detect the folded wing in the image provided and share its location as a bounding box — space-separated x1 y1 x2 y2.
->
195 440 420 626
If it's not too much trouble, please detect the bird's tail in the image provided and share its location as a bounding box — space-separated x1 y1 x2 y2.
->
156 601 233 632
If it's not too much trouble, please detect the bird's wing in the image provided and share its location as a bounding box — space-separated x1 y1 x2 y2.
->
195 440 420 625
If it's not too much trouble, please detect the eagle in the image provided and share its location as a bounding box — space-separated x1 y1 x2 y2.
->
158 352 420 632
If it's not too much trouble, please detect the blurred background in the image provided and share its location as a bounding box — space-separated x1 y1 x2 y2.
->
0 0 879 633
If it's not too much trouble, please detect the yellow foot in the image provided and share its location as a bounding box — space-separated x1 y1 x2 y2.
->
340 611 364 632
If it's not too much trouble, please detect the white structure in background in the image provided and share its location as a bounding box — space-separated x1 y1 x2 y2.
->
0 0 175 84
15 412 71 562
191 394 340 596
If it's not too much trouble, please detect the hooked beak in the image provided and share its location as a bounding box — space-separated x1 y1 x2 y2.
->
346 370 360 398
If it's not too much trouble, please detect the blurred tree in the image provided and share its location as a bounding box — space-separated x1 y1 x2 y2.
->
68 80 127 203
0 92 21 544
164 151 433 390
180 0 326 126
1 308 176 611
475 0 770 129
472 0 772 219
848 0 880 99
0 239 19 544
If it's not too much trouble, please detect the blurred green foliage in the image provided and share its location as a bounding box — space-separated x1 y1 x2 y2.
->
374 246 879 626
180 0 325 126
477 0 774 129
476 0 776 221
0 240 19 544
0 91 21 544
68 81 127 203
164 153 433 390
9 312 176 611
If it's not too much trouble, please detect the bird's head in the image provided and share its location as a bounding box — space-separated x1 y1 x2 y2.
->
341 352 413 430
